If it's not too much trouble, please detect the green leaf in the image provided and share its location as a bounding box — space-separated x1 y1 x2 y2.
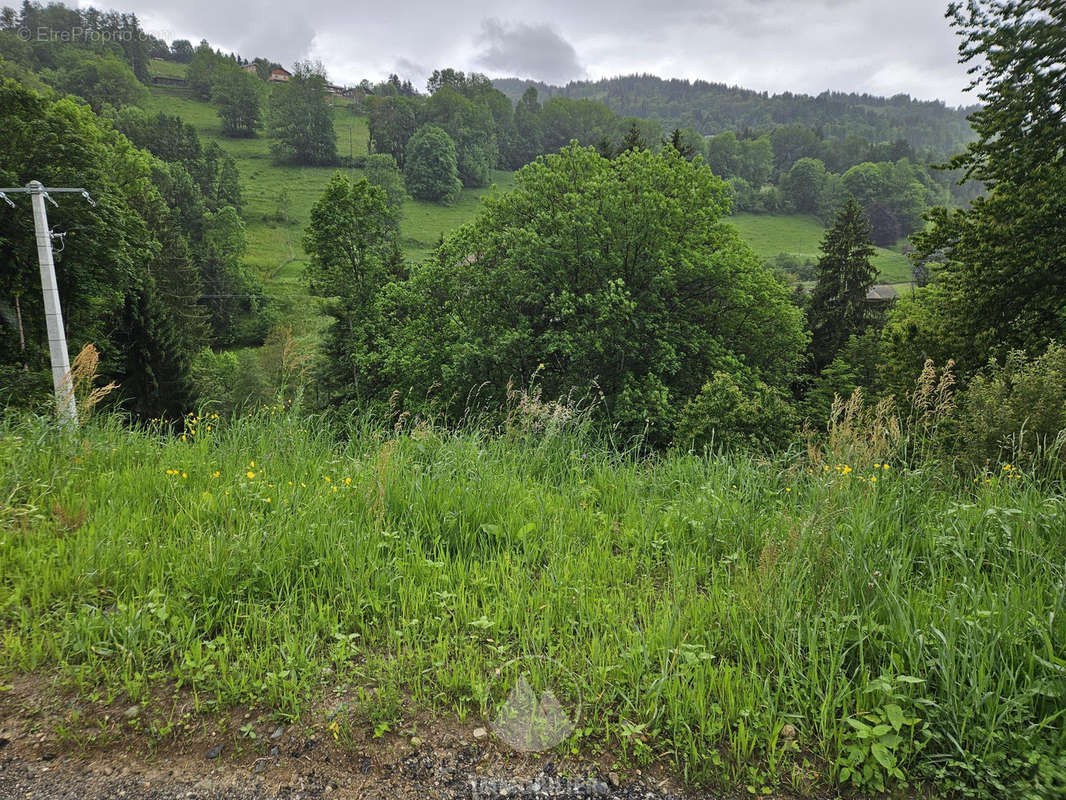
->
870 742 896 770
884 703 905 731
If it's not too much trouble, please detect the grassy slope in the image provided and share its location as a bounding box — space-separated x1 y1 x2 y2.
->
1 411 1062 796
146 61 912 305
729 213 915 285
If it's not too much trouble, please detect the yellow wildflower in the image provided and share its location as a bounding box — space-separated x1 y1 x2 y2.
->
246 470 255 479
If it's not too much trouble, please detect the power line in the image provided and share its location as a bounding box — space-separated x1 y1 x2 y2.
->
0 182 96 426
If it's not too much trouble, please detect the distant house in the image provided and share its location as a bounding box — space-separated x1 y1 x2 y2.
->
326 84 345 96
343 85 372 102
865 285 899 304
242 63 259 76
268 67 292 82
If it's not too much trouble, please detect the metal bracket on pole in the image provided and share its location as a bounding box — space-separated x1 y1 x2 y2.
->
0 181 97 426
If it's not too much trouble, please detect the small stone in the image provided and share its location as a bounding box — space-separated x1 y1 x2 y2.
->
409 736 422 748
608 772 621 788
270 726 285 740
102 766 113 776
270 746 279 758
205 744 223 759
472 727 488 740
123 705 141 720
781 723 798 740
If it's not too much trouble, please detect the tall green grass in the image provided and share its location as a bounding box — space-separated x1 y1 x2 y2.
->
1 408 1063 796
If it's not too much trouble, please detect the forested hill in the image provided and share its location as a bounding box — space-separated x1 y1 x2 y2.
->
493 74 977 157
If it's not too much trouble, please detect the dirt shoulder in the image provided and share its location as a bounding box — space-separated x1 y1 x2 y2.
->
0 677 706 800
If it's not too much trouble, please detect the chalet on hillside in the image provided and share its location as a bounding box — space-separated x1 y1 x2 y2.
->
268 67 292 82
865 285 899 304
343 85 373 102
327 84 345 96
242 63 259 75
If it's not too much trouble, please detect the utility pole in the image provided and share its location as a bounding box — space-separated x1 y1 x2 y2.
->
0 181 96 425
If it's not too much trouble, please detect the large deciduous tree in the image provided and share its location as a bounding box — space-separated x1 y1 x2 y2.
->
304 173 398 406
378 144 806 443
211 60 262 138
403 124 462 203
267 62 337 166
367 95 419 168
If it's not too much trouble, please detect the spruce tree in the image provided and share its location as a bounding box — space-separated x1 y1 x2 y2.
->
808 197 877 370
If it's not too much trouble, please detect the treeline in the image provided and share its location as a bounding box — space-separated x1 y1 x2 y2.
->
300 1 1066 475
1 4 274 418
493 74 977 157
365 69 973 239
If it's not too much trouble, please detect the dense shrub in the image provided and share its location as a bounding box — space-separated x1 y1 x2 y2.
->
952 343 1066 472
403 124 462 202
676 370 797 451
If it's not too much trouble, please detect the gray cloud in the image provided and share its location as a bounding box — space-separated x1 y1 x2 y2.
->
122 1 974 106
475 19 585 84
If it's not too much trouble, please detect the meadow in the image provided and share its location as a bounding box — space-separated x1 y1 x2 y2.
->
729 213 915 286
1 406 1063 797
144 60 912 315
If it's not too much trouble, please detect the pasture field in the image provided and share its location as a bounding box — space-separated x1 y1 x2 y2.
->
1 409 1063 797
142 65 912 308
728 213 915 284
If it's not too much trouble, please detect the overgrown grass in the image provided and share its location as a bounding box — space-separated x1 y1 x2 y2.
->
729 212 914 283
1 409 1063 797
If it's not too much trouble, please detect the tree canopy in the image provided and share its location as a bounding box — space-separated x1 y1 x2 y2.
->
267 62 337 166
377 144 806 442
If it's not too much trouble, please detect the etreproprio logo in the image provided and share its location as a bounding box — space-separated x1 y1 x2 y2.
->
486 655 583 752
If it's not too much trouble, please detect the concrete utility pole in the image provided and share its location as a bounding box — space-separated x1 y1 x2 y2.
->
0 181 96 425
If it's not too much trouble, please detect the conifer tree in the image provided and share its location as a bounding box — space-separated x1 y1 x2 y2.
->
808 197 877 370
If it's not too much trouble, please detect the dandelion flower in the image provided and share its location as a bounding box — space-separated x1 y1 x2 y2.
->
213 471 221 478
870 476 877 483
181 472 187 479
246 471 256 480
785 487 792 493
345 477 352 485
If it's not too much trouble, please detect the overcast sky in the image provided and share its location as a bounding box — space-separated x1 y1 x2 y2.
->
105 0 975 106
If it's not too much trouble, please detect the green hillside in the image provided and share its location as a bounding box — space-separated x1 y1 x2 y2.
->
729 213 914 284
144 59 911 322
144 67 515 318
